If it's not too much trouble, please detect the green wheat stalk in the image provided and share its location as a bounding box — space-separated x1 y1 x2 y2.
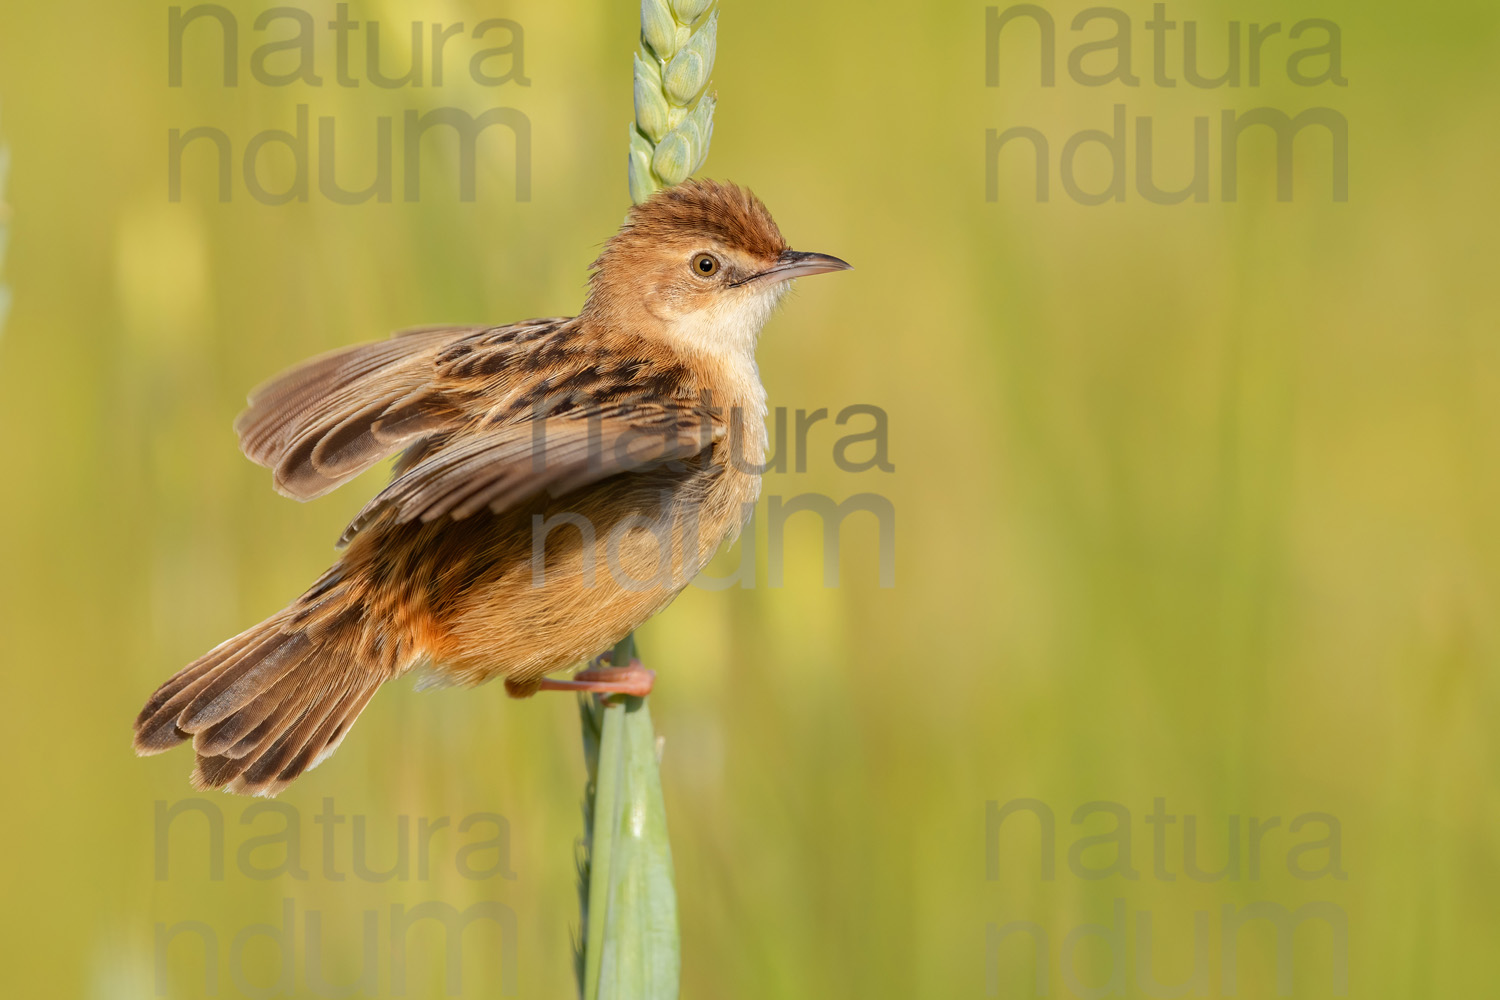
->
575 634 678 1000
571 4 720 996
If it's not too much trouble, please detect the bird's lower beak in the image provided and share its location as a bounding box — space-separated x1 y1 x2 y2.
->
739 249 853 286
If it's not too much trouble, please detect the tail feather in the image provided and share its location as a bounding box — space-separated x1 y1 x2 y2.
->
134 605 396 797
178 631 311 732
193 751 257 789
281 676 381 778
193 660 309 757
188 680 319 789
133 624 288 755
232 675 348 786
216 666 381 797
219 669 322 760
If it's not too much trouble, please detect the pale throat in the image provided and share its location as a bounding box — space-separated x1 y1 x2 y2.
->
658 282 787 360
659 285 780 473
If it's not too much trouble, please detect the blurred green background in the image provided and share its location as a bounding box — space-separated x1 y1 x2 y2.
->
1 0 1497 996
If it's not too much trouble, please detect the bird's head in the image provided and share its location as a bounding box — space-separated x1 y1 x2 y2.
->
583 179 850 356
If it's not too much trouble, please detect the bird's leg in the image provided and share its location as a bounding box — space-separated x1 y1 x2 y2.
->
535 657 655 697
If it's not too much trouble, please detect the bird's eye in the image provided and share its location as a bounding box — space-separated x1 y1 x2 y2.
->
692 254 719 277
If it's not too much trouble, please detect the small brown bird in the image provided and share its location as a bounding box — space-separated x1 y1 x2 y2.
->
133 180 850 796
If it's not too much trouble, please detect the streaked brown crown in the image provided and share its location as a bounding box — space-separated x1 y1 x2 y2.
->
602 179 788 263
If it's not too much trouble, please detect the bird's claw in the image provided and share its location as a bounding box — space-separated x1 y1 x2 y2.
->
537 660 655 698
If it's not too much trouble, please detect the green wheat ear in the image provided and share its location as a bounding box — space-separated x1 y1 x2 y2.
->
629 0 719 203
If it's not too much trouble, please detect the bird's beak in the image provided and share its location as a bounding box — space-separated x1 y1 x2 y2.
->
736 249 853 287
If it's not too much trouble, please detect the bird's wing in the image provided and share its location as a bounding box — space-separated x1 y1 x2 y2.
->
338 397 723 547
232 319 568 501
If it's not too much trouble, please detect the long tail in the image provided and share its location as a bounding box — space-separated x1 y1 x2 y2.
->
133 592 394 797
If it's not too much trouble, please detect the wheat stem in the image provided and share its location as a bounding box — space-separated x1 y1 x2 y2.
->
571 5 716 992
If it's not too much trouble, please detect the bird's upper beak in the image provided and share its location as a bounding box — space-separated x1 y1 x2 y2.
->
736 249 853 287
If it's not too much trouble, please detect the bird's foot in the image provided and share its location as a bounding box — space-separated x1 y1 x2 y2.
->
536 660 655 697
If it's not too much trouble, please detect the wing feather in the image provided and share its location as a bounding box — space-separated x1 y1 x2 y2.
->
228 316 711 543
235 325 501 500
235 327 473 466
339 401 720 546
